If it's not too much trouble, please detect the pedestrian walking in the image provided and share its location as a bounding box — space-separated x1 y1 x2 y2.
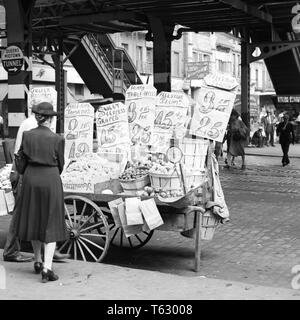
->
13 102 67 283
276 113 295 167
225 109 249 170
3 109 70 263
262 109 276 146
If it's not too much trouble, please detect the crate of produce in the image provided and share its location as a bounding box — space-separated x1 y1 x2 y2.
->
119 166 150 195
178 138 209 170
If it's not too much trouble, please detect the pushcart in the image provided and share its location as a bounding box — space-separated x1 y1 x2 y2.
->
60 144 219 272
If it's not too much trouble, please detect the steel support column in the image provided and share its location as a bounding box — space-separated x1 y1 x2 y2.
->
241 30 250 129
148 16 174 93
3 0 35 138
53 39 67 134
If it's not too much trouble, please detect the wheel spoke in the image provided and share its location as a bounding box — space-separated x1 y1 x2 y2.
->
80 222 104 233
73 200 77 226
128 237 133 248
78 238 98 262
81 233 107 238
74 240 77 260
64 204 74 227
76 240 86 262
58 240 69 252
134 234 143 244
110 228 120 243
78 209 98 230
80 235 104 251
120 229 124 247
67 240 73 254
77 202 87 225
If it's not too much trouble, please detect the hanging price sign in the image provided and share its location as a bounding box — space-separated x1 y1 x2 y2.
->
96 102 131 155
125 84 157 146
64 103 94 161
152 92 189 153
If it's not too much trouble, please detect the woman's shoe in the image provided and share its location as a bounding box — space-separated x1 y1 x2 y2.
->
34 262 43 274
41 268 59 283
241 164 246 170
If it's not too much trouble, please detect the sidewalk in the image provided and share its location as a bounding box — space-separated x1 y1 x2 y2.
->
0 251 299 300
244 143 300 158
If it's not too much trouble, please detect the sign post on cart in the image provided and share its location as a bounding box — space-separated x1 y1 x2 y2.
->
64 102 94 162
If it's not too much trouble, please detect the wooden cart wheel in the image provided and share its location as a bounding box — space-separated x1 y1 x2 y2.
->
98 205 154 249
57 195 110 262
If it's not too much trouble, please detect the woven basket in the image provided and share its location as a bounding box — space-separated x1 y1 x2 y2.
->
119 175 150 195
149 171 182 192
200 210 219 240
178 138 209 171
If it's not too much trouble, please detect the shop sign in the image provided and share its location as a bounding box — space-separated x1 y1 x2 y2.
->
125 85 157 146
204 73 239 91
186 62 210 80
64 103 94 161
277 96 300 103
189 85 236 142
27 86 57 132
1 45 24 74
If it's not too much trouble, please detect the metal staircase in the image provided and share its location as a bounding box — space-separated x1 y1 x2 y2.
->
64 33 142 99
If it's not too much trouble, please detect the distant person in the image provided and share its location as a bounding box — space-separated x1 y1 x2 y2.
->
276 113 295 167
251 127 264 148
262 110 276 147
225 109 249 170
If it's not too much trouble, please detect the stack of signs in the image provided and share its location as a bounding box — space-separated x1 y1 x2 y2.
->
64 103 94 162
96 102 131 159
189 73 238 142
152 92 189 153
125 84 157 146
27 86 57 133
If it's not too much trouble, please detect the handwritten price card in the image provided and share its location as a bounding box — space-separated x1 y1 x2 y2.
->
125 84 157 146
27 86 57 132
152 92 189 153
64 103 94 161
96 102 131 154
189 86 236 142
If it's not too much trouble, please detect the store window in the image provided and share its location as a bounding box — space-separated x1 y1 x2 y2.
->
172 51 180 77
75 84 84 96
136 45 143 72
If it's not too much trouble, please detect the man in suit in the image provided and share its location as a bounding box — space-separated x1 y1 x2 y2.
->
3 111 70 262
262 110 276 147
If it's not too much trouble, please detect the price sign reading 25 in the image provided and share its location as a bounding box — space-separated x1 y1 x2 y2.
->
195 116 223 139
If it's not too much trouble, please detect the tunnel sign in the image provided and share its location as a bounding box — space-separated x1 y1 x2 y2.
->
1 45 24 74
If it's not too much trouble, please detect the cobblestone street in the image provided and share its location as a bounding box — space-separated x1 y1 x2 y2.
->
104 153 300 291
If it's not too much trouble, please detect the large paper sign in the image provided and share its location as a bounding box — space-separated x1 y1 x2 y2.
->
189 86 236 142
96 102 131 154
125 85 157 146
27 86 57 132
64 103 94 161
152 92 189 153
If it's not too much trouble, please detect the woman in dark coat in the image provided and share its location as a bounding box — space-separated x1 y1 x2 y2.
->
14 102 67 283
276 113 295 166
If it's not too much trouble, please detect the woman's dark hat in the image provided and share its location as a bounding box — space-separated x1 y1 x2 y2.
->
32 102 57 116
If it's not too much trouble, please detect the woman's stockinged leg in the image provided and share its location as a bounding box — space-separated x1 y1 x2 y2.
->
43 242 56 271
31 240 43 263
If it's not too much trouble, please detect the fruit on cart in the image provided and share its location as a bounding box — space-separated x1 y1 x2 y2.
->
144 186 154 194
149 161 175 175
136 190 148 197
159 191 168 198
119 165 149 180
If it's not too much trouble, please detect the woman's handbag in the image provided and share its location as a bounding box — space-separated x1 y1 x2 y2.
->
14 148 28 174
